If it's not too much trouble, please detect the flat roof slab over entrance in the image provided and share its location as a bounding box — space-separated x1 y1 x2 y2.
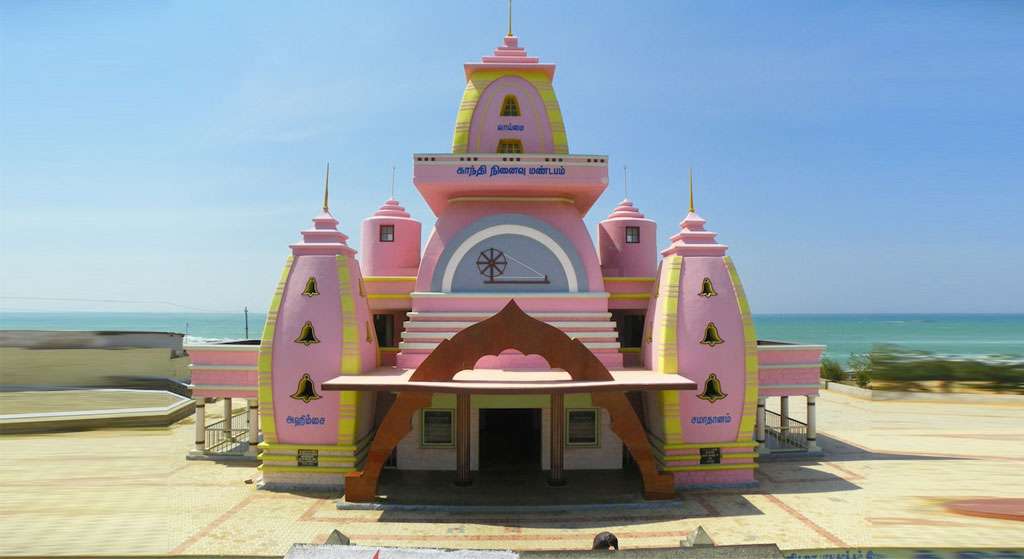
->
322 300 696 502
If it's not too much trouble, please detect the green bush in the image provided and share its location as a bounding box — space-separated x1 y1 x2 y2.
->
853 345 1023 393
848 353 872 388
820 358 845 382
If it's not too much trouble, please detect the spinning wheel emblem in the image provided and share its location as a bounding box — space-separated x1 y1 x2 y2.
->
476 248 508 279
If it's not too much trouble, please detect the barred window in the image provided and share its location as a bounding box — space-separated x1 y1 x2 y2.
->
625 226 640 244
567 409 599 446
379 224 395 242
421 409 454 447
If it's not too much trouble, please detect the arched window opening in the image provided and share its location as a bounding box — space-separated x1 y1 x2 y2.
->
500 95 521 116
496 139 523 153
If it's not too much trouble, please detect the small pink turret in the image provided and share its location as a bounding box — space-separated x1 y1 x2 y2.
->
360 198 421 277
598 199 656 277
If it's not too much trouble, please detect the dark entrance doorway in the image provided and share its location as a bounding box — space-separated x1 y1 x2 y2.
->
478 408 541 471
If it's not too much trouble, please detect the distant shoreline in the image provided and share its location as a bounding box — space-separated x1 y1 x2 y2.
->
2 311 1022 366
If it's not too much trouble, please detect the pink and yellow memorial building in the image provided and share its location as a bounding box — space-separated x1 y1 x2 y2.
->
188 30 825 501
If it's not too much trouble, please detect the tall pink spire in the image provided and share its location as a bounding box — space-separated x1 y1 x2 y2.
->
661 177 728 257
290 166 354 256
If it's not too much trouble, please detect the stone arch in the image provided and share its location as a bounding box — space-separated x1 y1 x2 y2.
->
344 300 676 501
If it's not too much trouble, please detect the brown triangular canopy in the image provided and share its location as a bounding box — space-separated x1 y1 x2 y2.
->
343 299 676 502
412 300 613 382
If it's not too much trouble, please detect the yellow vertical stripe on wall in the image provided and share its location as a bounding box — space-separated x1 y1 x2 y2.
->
452 70 568 154
655 255 683 445
336 254 361 446
724 256 759 443
257 255 293 445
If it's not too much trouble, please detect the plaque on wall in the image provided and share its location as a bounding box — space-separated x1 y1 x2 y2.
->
297 449 319 467
699 447 721 465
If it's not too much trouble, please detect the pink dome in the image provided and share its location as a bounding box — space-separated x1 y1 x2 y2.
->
607 199 646 220
372 198 412 219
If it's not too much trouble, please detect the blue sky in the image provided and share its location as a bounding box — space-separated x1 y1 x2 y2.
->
1 1 1021 314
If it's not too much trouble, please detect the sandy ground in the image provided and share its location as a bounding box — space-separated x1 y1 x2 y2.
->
0 391 1022 556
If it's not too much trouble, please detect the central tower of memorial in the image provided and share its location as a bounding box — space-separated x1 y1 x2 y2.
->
400 33 622 370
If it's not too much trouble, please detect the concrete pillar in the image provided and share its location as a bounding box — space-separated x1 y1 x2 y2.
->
549 392 565 486
780 396 790 434
755 397 768 454
247 398 259 455
222 397 233 440
806 395 820 452
455 393 471 486
194 399 206 451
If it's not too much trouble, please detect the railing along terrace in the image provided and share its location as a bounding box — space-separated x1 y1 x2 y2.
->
765 409 808 451
204 409 249 454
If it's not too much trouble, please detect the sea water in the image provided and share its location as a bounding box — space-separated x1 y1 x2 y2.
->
1 311 1022 365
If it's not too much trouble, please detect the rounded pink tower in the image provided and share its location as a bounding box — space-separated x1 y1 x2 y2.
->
598 198 657 277
642 177 759 488
256 168 378 489
360 198 421 277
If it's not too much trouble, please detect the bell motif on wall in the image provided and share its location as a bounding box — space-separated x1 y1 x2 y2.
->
698 277 718 298
697 373 728 403
699 322 724 347
290 373 322 403
294 321 320 346
302 277 320 297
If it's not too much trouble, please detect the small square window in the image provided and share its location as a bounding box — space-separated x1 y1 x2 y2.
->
421 409 454 447
566 409 599 447
625 226 640 244
379 224 395 242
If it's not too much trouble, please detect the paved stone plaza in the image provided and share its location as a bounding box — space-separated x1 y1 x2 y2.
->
1 390 1021 556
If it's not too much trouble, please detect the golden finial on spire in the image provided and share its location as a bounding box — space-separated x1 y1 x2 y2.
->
689 167 695 213
507 0 513 36
322 162 330 212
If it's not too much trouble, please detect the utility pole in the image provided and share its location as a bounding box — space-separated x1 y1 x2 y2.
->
244 306 249 339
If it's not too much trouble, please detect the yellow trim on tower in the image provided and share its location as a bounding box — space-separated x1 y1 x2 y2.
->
663 452 759 461
653 255 683 445
724 255 759 444
609 293 651 300
660 463 757 473
603 277 657 283
336 255 362 447
257 464 355 474
256 255 293 445
452 69 568 154
363 276 417 283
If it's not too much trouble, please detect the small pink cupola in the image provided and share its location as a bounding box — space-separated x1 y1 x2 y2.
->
598 198 657 277
360 198 421 277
